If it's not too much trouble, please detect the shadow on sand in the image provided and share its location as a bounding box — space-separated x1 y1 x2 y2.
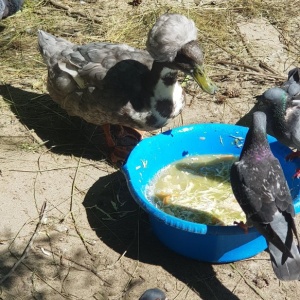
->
0 84 107 160
0 83 253 299
83 170 242 300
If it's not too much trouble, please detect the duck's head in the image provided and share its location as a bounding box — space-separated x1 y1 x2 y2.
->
146 13 217 95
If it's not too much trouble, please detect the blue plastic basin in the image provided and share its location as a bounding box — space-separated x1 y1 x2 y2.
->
122 123 300 263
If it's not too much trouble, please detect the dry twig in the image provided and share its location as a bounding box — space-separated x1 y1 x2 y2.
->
0 201 47 284
48 0 102 24
230 263 268 300
70 156 93 255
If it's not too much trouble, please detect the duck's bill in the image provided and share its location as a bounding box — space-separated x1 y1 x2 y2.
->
193 64 218 95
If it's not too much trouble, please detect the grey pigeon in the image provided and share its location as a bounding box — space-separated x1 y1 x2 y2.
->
259 85 300 175
0 0 24 19
38 13 217 163
259 68 300 149
139 288 166 300
230 111 300 281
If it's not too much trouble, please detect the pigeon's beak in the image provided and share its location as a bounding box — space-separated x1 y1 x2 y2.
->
192 64 218 95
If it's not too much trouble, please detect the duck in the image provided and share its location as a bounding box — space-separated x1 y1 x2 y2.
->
38 13 217 164
0 0 24 19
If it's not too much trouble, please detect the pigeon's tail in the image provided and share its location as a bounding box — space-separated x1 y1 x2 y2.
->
0 0 24 20
268 212 300 281
38 30 74 66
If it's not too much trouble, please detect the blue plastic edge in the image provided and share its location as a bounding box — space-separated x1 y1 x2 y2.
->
122 123 300 236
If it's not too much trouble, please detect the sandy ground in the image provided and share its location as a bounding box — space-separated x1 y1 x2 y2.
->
1 0 300 299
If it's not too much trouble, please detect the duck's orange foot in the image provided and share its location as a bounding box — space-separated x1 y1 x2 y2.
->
285 150 300 161
234 221 249 234
102 124 143 166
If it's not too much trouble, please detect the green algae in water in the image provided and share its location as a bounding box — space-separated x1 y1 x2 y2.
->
146 154 246 226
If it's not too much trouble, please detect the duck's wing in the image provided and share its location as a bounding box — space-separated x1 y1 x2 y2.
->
38 30 153 84
38 31 154 126
68 42 153 89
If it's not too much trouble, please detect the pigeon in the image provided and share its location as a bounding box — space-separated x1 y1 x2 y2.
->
0 0 24 19
139 288 166 300
260 87 300 149
230 111 300 281
259 71 300 177
38 13 217 164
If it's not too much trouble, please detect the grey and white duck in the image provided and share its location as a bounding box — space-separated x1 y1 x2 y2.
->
38 13 217 164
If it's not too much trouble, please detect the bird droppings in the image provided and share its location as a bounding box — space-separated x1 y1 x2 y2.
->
178 127 193 133
219 135 224 145
229 135 244 148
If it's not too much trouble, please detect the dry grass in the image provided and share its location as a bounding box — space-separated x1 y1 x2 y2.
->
1 0 299 86
0 0 299 157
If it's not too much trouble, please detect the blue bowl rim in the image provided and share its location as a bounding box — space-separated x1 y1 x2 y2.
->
123 123 300 235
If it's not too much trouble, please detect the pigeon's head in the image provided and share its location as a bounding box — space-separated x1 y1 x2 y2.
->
260 87 291 109
139 288 166 300
146 13 217 95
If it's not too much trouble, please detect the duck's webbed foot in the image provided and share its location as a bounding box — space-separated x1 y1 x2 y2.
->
102 124 143 166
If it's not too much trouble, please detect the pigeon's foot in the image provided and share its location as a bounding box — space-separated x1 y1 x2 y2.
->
234 221 249 234
292 168 300 179
285 150 300 178
285 150 300 161
102 124 143 166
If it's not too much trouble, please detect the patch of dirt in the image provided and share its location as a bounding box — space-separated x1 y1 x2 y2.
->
1 1 300 299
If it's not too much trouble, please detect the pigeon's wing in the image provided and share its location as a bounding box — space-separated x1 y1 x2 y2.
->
231 158 278 223
286 105 300 150
231 157 295 257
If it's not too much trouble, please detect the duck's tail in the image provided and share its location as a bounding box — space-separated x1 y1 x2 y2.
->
38 30 74 66
0 0 24 20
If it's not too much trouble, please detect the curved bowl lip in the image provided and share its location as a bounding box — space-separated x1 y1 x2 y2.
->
122 123 300 235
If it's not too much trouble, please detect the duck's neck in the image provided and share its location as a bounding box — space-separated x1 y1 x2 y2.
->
145 61 185 128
